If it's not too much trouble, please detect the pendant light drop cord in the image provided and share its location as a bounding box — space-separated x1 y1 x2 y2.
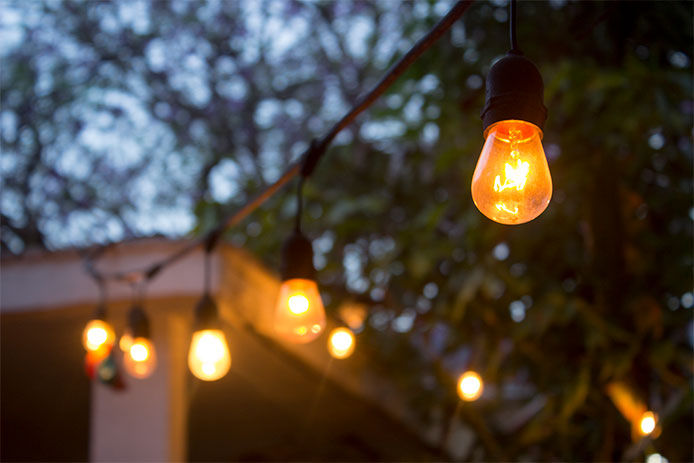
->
510 0 520 53
203 248 211 295
294 176 305 233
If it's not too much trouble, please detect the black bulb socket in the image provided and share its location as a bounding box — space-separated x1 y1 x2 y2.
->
481 50 547 134
194 293 220 331
94 303 107 321
128 305 151 339
280 230 316 281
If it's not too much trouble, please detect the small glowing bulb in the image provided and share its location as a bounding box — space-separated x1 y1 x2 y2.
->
119 331 133 352
274 278 326 343
457 371 483 402
471 120 552 225
188 329 231 381
123 337 156 379
328 327 355 359
646 453 668 463
639 411 657 435
82 319 115 352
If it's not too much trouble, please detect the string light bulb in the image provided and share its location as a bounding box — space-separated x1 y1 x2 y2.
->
123 305 156 379
457 370 483 401
188 294 231 381
639 410 657 436
472 119 551 224
328 327 355 359
82 318 115 353
473 0 551 225
274 231 326 343
119 330 133 352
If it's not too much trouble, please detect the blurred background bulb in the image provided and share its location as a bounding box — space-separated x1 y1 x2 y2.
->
471 120 552 225
274 278 326 343
82 319 115 352
328 327 355 359
188 329 231 381
123 337 156 379
119 330 133 352
639 411 657 435
457 370 483 401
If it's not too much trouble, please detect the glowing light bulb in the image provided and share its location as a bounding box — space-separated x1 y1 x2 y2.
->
188 329 231 381
82 319 115 352
328 327 355 359
471 120 552 225
123 337 156 379
119 331 133 352
457 370 483 401
639 411 657 435
646 453 668 463
274 278 326 343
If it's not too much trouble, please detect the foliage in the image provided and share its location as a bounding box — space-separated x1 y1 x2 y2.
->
1 0 692 460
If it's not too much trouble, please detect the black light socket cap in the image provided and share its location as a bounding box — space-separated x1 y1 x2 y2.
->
128 305 151 339
194 293 220 330
280 231 316 281
94 303 107 321
481 51 547 133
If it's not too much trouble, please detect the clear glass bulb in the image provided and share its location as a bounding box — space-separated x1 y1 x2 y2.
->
327 327 355 359
188 329 231 381
471 120 552 225
123 337 157 379
82 319 115 352
457 370 483 401
274 278 326 343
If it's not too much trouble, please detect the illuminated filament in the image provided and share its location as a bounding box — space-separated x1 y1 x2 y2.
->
288 295 310 315
495 202 519 215
493 129 530 194
494 159 530 193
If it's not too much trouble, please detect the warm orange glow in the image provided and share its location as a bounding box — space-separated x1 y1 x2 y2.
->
639 411 657 435
471 120 552 225
119 331 133 352
123 337 156 379
274 278 326 343
457 371 483 401
328 327 355 359
82 319 115 352
188 329 231 381
84 348 110 378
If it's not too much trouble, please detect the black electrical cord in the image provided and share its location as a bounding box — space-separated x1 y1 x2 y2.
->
509 0 520 54
294 176 305 233
203 247 212 295
83 0 475 286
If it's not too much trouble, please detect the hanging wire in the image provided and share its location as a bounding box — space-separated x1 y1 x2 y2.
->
83 0 475 286
94 274 108 318
509 0 520 53
294 176 305 233
203 240 213 295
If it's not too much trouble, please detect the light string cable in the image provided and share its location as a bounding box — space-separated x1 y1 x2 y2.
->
83 0 475 285
203 227 222 295
509 0 520 53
